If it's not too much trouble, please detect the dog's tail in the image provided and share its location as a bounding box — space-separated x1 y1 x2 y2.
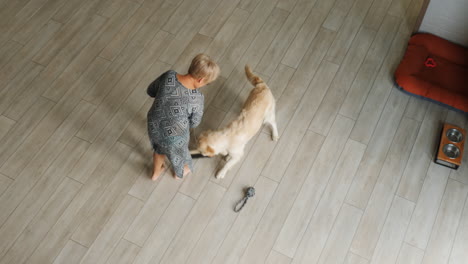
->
245 65 264 86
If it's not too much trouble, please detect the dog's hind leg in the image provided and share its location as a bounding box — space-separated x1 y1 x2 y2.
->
265 106 279 141
216 150 243 179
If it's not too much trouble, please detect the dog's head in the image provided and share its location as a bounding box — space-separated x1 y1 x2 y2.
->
196 131 218 157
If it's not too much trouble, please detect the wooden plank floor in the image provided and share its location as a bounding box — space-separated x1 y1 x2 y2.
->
0 0 467 263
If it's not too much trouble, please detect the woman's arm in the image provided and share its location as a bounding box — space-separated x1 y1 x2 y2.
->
189 95 204 128
147 72 166 97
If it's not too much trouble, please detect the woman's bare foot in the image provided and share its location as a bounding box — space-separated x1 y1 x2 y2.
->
151 153 166 181
183 166 191 177
151 164 165 181
173 165 191 179
151 172 161 181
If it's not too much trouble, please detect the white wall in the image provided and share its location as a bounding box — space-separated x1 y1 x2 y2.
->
419 0 468 46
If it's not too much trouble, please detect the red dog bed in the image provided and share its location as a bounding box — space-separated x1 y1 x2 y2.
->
395 33 468 113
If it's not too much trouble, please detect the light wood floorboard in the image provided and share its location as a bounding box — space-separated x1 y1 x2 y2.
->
0 1 466 263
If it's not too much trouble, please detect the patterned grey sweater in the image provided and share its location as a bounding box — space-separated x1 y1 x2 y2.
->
147 70 204 178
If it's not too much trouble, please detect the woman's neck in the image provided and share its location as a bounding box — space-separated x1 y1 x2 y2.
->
176 74 196 89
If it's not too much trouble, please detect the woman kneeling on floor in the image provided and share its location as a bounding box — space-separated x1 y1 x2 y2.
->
146 54 220 180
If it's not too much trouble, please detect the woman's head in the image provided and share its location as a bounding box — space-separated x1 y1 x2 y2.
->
196 131 216 157
188 54 220 88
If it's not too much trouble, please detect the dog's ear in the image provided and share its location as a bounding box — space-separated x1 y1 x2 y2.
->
197 131 209 143
207 146 216 157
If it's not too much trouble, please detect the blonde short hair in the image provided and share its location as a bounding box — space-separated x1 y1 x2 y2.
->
188 54 220 84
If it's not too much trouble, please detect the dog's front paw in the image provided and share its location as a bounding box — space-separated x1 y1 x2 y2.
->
272 135 279 141
216 170 226 179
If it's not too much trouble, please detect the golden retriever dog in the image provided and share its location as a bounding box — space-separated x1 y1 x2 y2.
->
191 65 278 179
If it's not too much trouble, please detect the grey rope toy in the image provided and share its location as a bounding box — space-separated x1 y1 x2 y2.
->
234 187 255 212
